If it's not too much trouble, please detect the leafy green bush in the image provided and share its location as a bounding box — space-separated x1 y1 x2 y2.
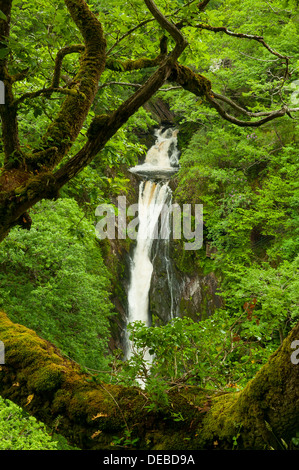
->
0 397 58 450
100 312 276 411
0 198 114 370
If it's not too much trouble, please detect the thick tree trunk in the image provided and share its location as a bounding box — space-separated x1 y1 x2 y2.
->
0 311 298 450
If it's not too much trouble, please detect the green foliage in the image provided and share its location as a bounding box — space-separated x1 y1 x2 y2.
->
172 110 299 393
0 198 114 370
221 257 299 338
174 110 298 274
111 429 140 449
1 0 299 450
0 396 75 450
99 312 276 412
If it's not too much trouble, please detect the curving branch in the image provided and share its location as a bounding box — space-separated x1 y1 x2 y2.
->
24 0 107 171
107 0 199 55
1 0 298 243
53 0 188 190
174 2 290 84
0 0 23 166
106 35 168 72
13 86 86 107
144 0 187 50
162 64 299 127
0 0 107 241
210 91 299 119
195 24 289 62
195 23 290 85
0 0 189 243
99 81 142 89
206 93 291 127
107 17 155 56
11 68 30 84
99 81 182 92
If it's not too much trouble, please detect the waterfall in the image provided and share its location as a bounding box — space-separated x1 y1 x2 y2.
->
125 127 179 367
129 127 179 180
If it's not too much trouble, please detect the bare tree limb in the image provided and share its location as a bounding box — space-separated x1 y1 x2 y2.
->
107 17 155 56
211 90 299 118
238 51 279 62
205 93 292 127
99 81 142 89
195 23 289 62
13 86 86 107
99 81 181 92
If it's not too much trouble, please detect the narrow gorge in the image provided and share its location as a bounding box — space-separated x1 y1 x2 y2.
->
125 127 179 362
102 125 223 358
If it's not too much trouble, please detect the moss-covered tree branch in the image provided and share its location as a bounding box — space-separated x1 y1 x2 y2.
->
205 94 293 127
0 311 298 450
106 35 168 72
22 0 106 172
51 44 85 89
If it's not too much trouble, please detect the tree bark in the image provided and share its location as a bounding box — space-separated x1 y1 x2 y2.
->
0 311 298 450
0 0 23 166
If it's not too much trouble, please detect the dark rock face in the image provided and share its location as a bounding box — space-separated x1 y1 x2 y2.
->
179 271 223 321
149 240 223 326
149 238 181 325
143 98 175 127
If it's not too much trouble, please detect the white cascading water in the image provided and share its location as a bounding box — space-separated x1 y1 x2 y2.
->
125 127 179 372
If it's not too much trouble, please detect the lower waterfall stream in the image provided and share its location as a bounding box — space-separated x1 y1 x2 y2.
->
124 127 180 374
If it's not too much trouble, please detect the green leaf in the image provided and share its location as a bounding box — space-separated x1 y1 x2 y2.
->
0 10 7 21
0 48 9 59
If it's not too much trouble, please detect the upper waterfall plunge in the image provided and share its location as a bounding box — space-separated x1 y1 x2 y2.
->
129 127 180 180
125 127 179 367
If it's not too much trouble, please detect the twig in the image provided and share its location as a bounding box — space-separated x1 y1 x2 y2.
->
13 86 85 107
239 51 279 62
98 81 182 92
